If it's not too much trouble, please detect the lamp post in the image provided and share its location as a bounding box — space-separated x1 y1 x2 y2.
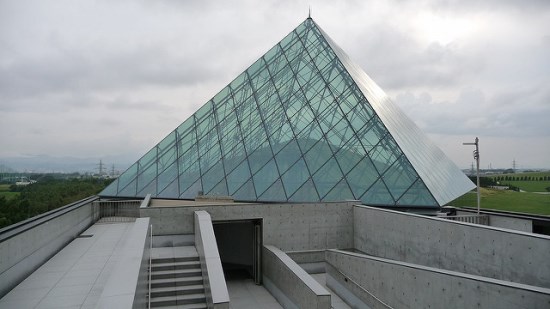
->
463 137 480 214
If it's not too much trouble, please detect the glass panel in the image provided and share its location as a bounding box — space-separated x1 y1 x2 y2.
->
274 139 301 175
370 137 401 174
158 161 178 193
119 179 137 197
397 179 438 207
323 179 355 202
180 179 201 199
382 155 419 201
226 159 253 195
296 121 324 153
222 140 247 173
304 140 333 174
178 144 199 175
158 131 176 156
158 146 177 173
137 163 157 193
346 156 379 198
117 163 138 192
179 161 201 193
252 159 279 197
176 115 195 137
101 179 118 196
258 179 286 202
138 147 157 172
137 179 156 197
281 158 310 197
361 178 394 206
208 179 229 197
289 179 319 202
312 157 344 199
202 161 225 194
158 178 179 198
233 179 257 201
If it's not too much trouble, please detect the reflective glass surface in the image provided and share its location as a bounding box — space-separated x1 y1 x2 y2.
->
101 18 474 207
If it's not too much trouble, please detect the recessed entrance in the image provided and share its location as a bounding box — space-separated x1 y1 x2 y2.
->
213 219 262 284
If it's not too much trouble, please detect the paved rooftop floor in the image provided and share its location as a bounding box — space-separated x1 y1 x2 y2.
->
0 221 133 309
227 277 282 309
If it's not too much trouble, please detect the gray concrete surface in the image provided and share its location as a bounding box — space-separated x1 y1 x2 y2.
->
310 273 352 309
226 276 282 309
354 205 550 288
326 249 550 309
194 211 230 308
263 245 331 309
0 198 97 298
141 200 354 251
96 217 151 309
0 221 133 309
456 210 533 232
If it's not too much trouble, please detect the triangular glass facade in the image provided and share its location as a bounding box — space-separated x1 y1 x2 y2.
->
101 18 475 208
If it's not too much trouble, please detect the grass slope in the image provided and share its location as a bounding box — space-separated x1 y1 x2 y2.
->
450 188 550 215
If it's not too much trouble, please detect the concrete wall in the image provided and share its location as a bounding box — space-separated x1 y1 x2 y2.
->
96 218 151 309
0 197 98 298
354 206 550 288
141 201 354 251
263 245 331 309
194 211 230 309
326 250 550 309
456 210 533 232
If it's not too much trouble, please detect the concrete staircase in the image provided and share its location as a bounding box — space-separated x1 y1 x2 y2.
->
149 246 207 308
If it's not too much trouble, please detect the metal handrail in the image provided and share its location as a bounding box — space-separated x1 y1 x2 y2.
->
442 214 490 225
328 264 394 309
148 224 153 309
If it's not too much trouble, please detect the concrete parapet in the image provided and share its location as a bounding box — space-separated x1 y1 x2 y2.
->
0 196 98 298
194 211 230 309
263 245 331 309
326 249 550 309
96 217 151 309
354 205 550 288
141 201 354 251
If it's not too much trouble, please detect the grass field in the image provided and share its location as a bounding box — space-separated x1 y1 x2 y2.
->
0 184 19 201
488 171 550 192
450 188 550 215
498 181 550 192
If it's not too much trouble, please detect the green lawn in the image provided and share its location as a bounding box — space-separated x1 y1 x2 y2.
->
499 181 550 192
450 188 550 216
0 191 19 200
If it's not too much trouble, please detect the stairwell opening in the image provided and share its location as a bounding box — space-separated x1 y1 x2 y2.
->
213 219 263 284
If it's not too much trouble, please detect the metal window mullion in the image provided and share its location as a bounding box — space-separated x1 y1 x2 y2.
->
244 64 289 200
227 85 259 199
269 37 322 201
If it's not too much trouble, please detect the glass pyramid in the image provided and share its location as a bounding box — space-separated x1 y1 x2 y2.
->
100 18 475 208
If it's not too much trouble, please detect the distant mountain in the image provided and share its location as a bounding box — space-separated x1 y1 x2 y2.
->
0 155 132 174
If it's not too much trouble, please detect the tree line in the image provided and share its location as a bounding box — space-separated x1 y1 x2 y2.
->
493 175 550 181
0 177 112 229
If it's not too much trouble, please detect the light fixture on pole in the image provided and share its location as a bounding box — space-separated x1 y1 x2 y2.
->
463 137 480 214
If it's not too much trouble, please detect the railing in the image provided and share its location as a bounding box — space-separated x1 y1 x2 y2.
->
441 214 490 225
327 262 394 309
148 224 153 309
94 199 141 222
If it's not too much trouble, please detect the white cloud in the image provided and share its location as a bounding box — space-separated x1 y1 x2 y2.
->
1 0 549 169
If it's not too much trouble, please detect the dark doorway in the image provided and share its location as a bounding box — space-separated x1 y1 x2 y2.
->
213 219 262 284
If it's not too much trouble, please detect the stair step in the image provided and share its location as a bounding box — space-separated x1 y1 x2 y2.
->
151 260 201 271
151 268 202 280
153 303 207 309
151 284 204 298
152 256 199 264
151 276 204 288
150 293 206 307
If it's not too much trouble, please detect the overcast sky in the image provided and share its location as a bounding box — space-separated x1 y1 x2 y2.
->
1 0 549 170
